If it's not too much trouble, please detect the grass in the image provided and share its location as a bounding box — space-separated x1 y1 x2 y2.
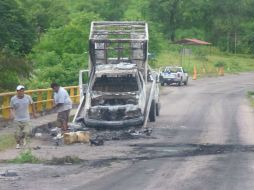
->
9 149 41 164
154 48 254 77
0 134 16 152
247 91 254 108
5 150 82 165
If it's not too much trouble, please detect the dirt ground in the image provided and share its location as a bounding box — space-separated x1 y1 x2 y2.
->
0 125 165 190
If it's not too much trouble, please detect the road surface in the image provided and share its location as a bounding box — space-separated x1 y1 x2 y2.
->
79 73 254 190
1 73 254 190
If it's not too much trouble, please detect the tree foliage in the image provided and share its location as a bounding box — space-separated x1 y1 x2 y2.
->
0 0 36 92
28 12 100 88
146 0 254 53
1 0 254 92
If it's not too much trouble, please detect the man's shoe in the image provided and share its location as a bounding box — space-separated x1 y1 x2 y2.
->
50 127 61 137
16 144 20 149
53 133 63 140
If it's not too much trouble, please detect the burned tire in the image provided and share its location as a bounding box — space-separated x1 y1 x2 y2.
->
149 100 156 122
178 78 182 86
156 103 160 116
184 77 188 86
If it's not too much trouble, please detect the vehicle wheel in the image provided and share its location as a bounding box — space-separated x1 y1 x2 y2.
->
149 100 156 122
156 103 160 116
184 77 188 85
178 79 182 86
161 82 165 86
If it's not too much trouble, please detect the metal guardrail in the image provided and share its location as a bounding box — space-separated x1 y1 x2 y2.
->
0 86 80 120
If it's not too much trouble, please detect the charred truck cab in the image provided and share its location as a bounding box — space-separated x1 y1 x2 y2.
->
85 63 146 127
73 21 160 128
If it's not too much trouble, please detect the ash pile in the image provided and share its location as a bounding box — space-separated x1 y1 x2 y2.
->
33 122 154 146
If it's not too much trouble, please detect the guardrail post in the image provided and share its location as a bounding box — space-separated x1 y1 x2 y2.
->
76 87 80 103
46 89 53 110
70 88 75 102
3 96 10 119
37 91 43 112
27 92 33 113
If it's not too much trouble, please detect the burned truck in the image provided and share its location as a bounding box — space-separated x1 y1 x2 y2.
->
74 21 160 128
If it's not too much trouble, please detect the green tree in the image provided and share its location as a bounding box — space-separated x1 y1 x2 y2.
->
0 0 36 92
203 0 245 52
28 12 100 88
0 0 36 54
147 0 183 41
18 0 70 38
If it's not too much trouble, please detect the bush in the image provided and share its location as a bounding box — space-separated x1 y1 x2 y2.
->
214 61 226 68
9 150 40 164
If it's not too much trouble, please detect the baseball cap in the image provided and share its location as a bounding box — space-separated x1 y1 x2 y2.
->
16 85 25 91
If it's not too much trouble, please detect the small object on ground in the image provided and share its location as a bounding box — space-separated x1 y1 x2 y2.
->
118 131 135 140
67 122 85 132
63 132 78 145
89 136 104 146
51 174 60 178
16 144 20 149
112 136 120 140
33 146 41 150
35 133 42 137
53 133 63 140
54 141 60 146
142 128 153 136
128 129 140 136
63 131 90 144
76 131 90 143
48 122 54 128
50 127 61 137
1 170 18 177
128 129 136 133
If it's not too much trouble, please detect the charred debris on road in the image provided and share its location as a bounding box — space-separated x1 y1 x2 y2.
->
33 122 154 146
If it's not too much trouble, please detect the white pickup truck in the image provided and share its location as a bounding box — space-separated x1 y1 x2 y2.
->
159 66 188 86
72 21 160 128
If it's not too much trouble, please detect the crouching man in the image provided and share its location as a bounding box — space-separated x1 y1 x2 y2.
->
10 85 36 149
51 83 72 133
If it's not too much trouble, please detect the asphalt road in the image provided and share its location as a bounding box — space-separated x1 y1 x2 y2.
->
77 73 254 190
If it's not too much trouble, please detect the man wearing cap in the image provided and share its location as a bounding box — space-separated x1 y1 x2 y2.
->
10 85 36 149
51 83 72 132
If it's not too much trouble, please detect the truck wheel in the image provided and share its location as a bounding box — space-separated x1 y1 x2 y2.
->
178 78 182 86
149 100 156 122
161 82 165 86
156 103 160 116
184 78 188 85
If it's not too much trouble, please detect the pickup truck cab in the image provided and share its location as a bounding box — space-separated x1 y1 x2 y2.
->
84 63 146 127
159 66 188 86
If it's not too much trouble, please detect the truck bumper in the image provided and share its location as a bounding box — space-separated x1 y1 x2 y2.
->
161 78 180 83
84 116 144 128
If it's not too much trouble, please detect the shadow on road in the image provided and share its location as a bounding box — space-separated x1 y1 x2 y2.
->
65 143 254 168
131 143 254 158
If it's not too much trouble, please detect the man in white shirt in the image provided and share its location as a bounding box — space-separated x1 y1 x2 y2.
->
51 83 72 132
10 85 36 149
